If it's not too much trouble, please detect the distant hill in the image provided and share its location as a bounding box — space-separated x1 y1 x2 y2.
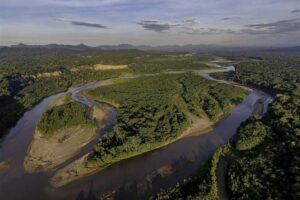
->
8 43 91 51
2 43 300 53
265 46 300 52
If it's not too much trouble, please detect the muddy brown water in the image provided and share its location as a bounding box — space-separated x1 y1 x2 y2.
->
0 66 273 200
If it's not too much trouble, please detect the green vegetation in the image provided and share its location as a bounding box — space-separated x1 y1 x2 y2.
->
180 74 246 121
86 73 247 167
0 48 211 138
86 74 188 166
234 117 268 151
156 117 276 200
4 47 298 199
156 52 300 200
226 118 286 199
0 69 123 138
37 102 94 136
210 71 235 82
129 53 212 73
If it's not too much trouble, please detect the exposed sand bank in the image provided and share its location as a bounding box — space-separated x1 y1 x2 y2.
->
24 126 98 173
181 111 213 138
93 64 128 71
50 153 100 188
71 64 128 72
47 93 71 109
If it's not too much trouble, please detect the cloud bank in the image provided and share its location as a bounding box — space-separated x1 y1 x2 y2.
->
57 18 107 29
291 9 300 13
2 0 300 46
222 17 241 21
136 20 175 32
244 18 300 34
136 17 200 32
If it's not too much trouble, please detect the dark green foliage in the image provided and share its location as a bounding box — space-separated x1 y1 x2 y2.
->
234 56 300 94
37 102 94 136
156 144 232 200
227 146 286 199
0 48 208 75
267 94 300 140
0 94 24 136
210 71 235 82
225 117 287 199
156 52 300 200
180 74 246 121
129 54 211 73
235 117 268 151
0 48 211 138
0 67 123 137
87 74 189 165
227 53 300 199
87 73 246 166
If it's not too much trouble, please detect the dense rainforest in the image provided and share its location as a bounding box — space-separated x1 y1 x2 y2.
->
0 48 211 138
85 73 247 167
2 46 299 199
156 53 300 200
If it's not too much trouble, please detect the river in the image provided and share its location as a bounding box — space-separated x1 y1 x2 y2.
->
0 63 273 200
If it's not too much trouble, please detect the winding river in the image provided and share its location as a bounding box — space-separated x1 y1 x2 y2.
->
0 63 273 200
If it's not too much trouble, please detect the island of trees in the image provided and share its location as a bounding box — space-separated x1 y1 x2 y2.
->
37 102 95 136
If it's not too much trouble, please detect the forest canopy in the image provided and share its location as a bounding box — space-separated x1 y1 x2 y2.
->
0 48 211 138
37 102 94 136
86 73 247 167
157 52 300 200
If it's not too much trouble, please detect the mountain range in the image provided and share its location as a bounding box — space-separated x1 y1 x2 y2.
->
2 43 300 53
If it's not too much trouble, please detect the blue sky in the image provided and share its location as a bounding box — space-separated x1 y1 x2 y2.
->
0 0 300 46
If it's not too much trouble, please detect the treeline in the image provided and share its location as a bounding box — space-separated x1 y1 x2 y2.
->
86 73 247 168
0 48 208 75
156 52 300 200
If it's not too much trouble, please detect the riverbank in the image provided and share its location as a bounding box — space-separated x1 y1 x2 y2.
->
24 126 98 173
49 109 215 187
47 93 71 109
49 104 243 188
49 65 249 188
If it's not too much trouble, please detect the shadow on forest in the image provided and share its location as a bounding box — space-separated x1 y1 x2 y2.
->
0 95 25 139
